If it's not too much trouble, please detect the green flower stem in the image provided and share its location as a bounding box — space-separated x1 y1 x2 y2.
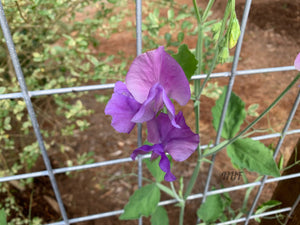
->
192 0 201 24
183 0 225 203
156 183 176 199
170 182 181 202
241 176 262 212
202 0 215 22
179 3 204 224
179 204 185 225
197 0 232 99
202 73 300 157
182 0 203 203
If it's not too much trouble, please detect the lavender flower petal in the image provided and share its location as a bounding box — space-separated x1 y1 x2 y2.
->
131 145 153 160
153 112 199 162
131 83 164 123
157 151 176 182
126 46 191 105
163 112 199 161
131 83 178 127
105 81 141 133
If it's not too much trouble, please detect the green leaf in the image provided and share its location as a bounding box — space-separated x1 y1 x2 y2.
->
278 154 284 170
177 32 184 43
0 209 7 225
167 9 174 20
227 138 281 177
164 33 172 45
172 44 198 80
212 86 246 139
145 155 172 182
0 87 6 94
255 200 281 222
197 193 225 223
151 206 169 225
120 184 160 220
247 103 259 117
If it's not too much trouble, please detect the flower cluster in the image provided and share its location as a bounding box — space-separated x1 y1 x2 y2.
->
105 46 199 181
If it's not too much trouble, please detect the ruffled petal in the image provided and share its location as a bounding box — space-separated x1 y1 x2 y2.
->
131 145 153 160
131 83 178 127
158 48 191 106
126 46 191 106
105 81 141 133
147 118 160 144
162 87 179 128
126 47 164 103
131 83 164 123
157 151 176 182
294 52 300 71
164 112 199 161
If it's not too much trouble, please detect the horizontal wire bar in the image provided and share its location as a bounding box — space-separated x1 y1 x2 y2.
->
216 207 291 225
1 129 299 183
0 66 296 100
191 66 295 80
45 172 299 225
46 210 124 225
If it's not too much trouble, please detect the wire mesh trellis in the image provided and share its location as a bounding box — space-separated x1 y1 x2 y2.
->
0 0 299 225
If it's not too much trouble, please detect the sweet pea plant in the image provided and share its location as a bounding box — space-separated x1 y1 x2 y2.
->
105 0 300 224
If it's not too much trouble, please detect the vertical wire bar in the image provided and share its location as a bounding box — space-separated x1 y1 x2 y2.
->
136 0 143 224
244 90 300 225
201 0 252 203
0 2 69 224
284 193 300 224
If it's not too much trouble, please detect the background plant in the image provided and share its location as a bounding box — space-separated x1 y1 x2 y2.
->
0 0 126 223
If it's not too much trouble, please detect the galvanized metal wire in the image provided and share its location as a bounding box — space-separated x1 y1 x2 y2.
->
0 0 299 224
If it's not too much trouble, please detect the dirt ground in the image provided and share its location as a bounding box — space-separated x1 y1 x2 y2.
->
6 0 300 224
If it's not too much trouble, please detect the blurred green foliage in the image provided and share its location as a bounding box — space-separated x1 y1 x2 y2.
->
0 0 126 223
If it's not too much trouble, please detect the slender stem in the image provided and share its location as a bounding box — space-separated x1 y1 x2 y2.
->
179 204 185 225
197 0 232 99
192 0 201 24
202 0 215 22
183 0 203 201
203 73 300 157
170 182 181 201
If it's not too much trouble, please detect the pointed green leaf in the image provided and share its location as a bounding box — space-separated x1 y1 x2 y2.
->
212 86 246 139
197 193 225 223
0 209 7 225
227 138 280 177
255 200 281 222
167 9 174 21
145 155 172 182
151 206 169 225
256 200 281 215
120 184 160 220
172 44 198 80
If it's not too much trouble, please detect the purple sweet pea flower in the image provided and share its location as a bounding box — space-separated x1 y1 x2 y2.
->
105 46 191 132
295 52 300 71
131 112 199 182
